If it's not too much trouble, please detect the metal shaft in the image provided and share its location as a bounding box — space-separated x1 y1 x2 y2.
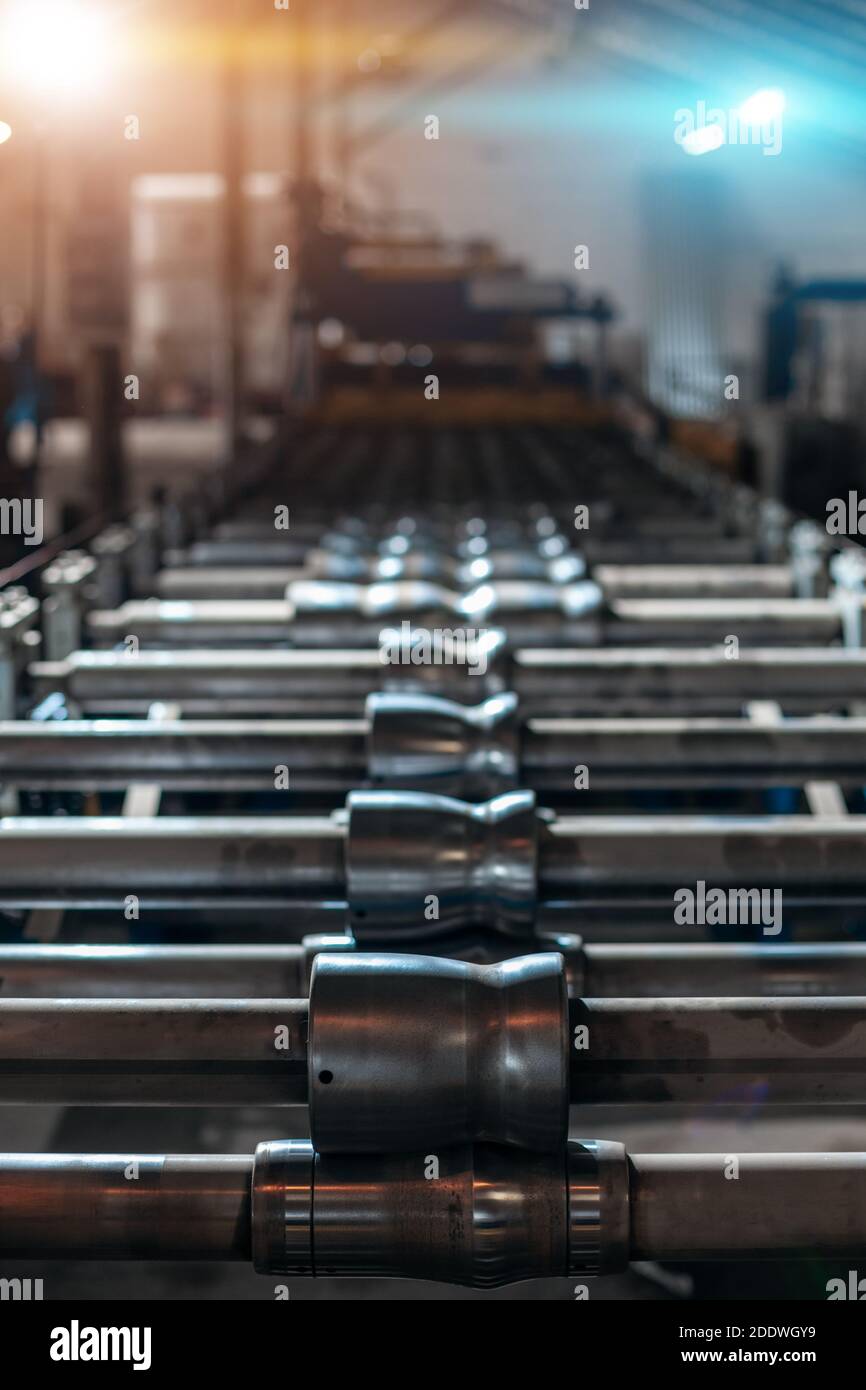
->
3 993 866 1109
33 645 866 717
569 996 866 1105
0 943 309 998
1 1145 864 1278
515 646 866 715
0 719 367 790
540 813 866 904
524 715 866 789
0 1153 252 1260
6 939 866 1000
629 1152 866 1261
84 597 840 650
154 561 794 601
0 814 345 907
4 713 866 791
0 998 309 1104
579 941 866 998
32 649 477 716
1 800 866 917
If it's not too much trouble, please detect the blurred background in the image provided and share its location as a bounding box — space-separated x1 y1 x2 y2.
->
0 0 865 552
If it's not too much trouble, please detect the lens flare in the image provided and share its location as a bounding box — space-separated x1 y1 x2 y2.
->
3 0 111 97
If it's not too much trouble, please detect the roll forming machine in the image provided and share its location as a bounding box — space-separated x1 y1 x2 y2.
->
4 426 866 1298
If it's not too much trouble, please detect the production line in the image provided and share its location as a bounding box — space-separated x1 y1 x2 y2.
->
4 428 866 1300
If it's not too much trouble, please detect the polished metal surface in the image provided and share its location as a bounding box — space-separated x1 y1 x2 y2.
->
6 705 866 792
4 1142 865 1282
0 997 309 1105
567 1139 630 1275
8 938 866 1000
252 1139 571 1287
308 951 568 1151
2 796 866 923
629 1152 866 1261
366 690 520 795
569 995 866 1106
0 1153 253 1260
4 983 866 1113
345 789 539 936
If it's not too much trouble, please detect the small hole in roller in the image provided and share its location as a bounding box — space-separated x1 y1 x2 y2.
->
318 1070 334 1085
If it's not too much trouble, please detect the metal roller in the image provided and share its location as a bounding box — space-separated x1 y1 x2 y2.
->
4 694 866 793
1 790 866 926
2 1142 865 1285
0 953 570 1147
307 951 568 1151
4 960 866 1121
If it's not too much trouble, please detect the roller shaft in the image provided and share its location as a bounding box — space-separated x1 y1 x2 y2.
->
0 1154 252 1260
0 998 309 1104
1 800 865 919
2 991 866 1110
4 713 866 791
0 943 308 998
33 645 866 717
0 815 345 907
629 1152 866 1261
1 1144 864 1280
6 939 866 1000
0 720 366 790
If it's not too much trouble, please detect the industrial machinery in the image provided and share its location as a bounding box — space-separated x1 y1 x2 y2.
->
4 423 866 1304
